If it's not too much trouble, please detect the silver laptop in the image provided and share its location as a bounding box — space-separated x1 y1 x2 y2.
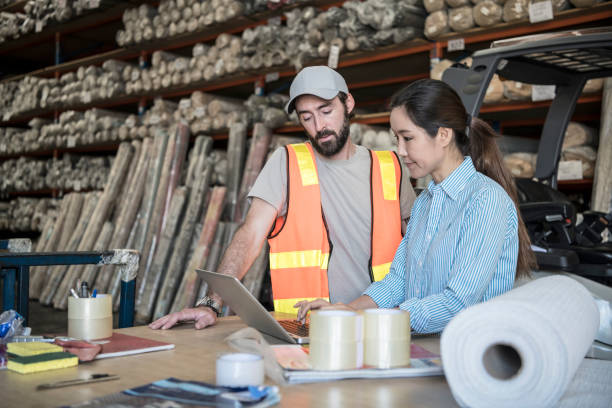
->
196 269 309 344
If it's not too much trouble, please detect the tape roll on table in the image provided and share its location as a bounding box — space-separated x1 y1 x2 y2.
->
216 353 264 387
67 295 112 340
441 275 600 408
364 339 410 368
309 310 363 370
310 339 364 371
309 310 362 342
363 309 411 368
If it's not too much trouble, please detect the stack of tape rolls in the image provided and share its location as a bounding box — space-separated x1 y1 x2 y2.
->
67 294 112 340
441 275 600 407
216 353 264 387
309 310 363 370
363 309 411 368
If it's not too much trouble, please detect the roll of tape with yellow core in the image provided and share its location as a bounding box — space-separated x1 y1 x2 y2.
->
67 294 113 340
363 309 411 368
309 310 363 370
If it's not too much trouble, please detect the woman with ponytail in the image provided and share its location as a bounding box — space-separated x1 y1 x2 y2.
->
296 79 536 333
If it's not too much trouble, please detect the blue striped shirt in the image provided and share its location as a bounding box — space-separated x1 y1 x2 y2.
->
364 157 518 333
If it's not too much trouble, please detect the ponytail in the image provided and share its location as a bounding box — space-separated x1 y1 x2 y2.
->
467 117 536 278
390 79 536 278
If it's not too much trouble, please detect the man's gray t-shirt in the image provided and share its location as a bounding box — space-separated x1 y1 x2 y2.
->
248 145 416 304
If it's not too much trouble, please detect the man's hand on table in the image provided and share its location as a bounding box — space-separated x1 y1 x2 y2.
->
149 307 217 330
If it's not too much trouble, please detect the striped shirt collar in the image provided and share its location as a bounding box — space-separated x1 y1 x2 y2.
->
426 156 475 201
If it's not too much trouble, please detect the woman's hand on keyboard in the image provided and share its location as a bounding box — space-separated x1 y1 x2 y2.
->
294 299 355 324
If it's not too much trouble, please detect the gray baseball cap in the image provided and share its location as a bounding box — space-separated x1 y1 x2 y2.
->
285 66 349 114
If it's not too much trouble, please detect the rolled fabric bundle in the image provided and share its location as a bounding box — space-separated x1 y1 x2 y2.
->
374 130 395 150
473 0 503 27
503 80 532 100
349 123 366 145
262 107 288 129
503 152 536 177
581 160 594 179
503 0 529 22
563 122 595 149
361 129 378 149
449 6 475 32
424 0 447 12
484 74 504 103
430 59 454 80
583 78 604 94
441 275 600 408
192 43 210 58
393 26 419 44
424 10 450 40
446 0 471 7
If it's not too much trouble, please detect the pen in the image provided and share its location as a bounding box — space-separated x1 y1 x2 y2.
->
37 374 119 390
91 289 97 298
80 281 89 298
70 288 79 298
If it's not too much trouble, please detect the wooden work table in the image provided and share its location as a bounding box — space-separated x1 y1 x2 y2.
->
1 317 458 407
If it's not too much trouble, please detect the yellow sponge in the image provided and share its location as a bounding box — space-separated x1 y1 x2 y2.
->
7 352 78 374
7 342 63 357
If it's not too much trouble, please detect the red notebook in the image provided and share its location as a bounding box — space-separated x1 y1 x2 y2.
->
94 333 175 360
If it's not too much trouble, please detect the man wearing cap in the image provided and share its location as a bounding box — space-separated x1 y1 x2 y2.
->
150 66 415 330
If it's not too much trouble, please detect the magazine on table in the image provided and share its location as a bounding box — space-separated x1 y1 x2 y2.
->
63 378 280 408
271 343 444 384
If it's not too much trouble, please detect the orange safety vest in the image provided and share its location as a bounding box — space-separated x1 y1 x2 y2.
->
268 142 403 315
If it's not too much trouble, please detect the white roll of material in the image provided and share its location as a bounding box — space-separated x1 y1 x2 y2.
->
441 275 599 408
216 353 264 387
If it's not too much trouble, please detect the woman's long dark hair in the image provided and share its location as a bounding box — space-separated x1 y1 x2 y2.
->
390 79 535 278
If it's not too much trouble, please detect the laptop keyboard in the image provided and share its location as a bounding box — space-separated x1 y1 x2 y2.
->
278 320 309 337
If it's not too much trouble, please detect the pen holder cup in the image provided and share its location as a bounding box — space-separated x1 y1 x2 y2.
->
68 294 113 340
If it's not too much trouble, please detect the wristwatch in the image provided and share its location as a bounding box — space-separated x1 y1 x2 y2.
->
195 295 221 317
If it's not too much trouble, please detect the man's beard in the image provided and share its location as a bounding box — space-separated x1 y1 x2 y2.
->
308 113 350 157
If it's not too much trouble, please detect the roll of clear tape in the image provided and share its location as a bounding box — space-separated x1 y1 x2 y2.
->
216 353 264 387
309 310 363 370
363 309 411 368
365 339 410 368
309 310 363 342
310 339 364 370
68 295 112 340
363 309 410 340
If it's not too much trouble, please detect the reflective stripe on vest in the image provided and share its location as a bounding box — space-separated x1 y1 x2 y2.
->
291 143 318 186
370 150 403 282
270 250 330 270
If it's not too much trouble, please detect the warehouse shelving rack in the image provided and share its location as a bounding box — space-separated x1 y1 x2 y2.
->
0 0 610 225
